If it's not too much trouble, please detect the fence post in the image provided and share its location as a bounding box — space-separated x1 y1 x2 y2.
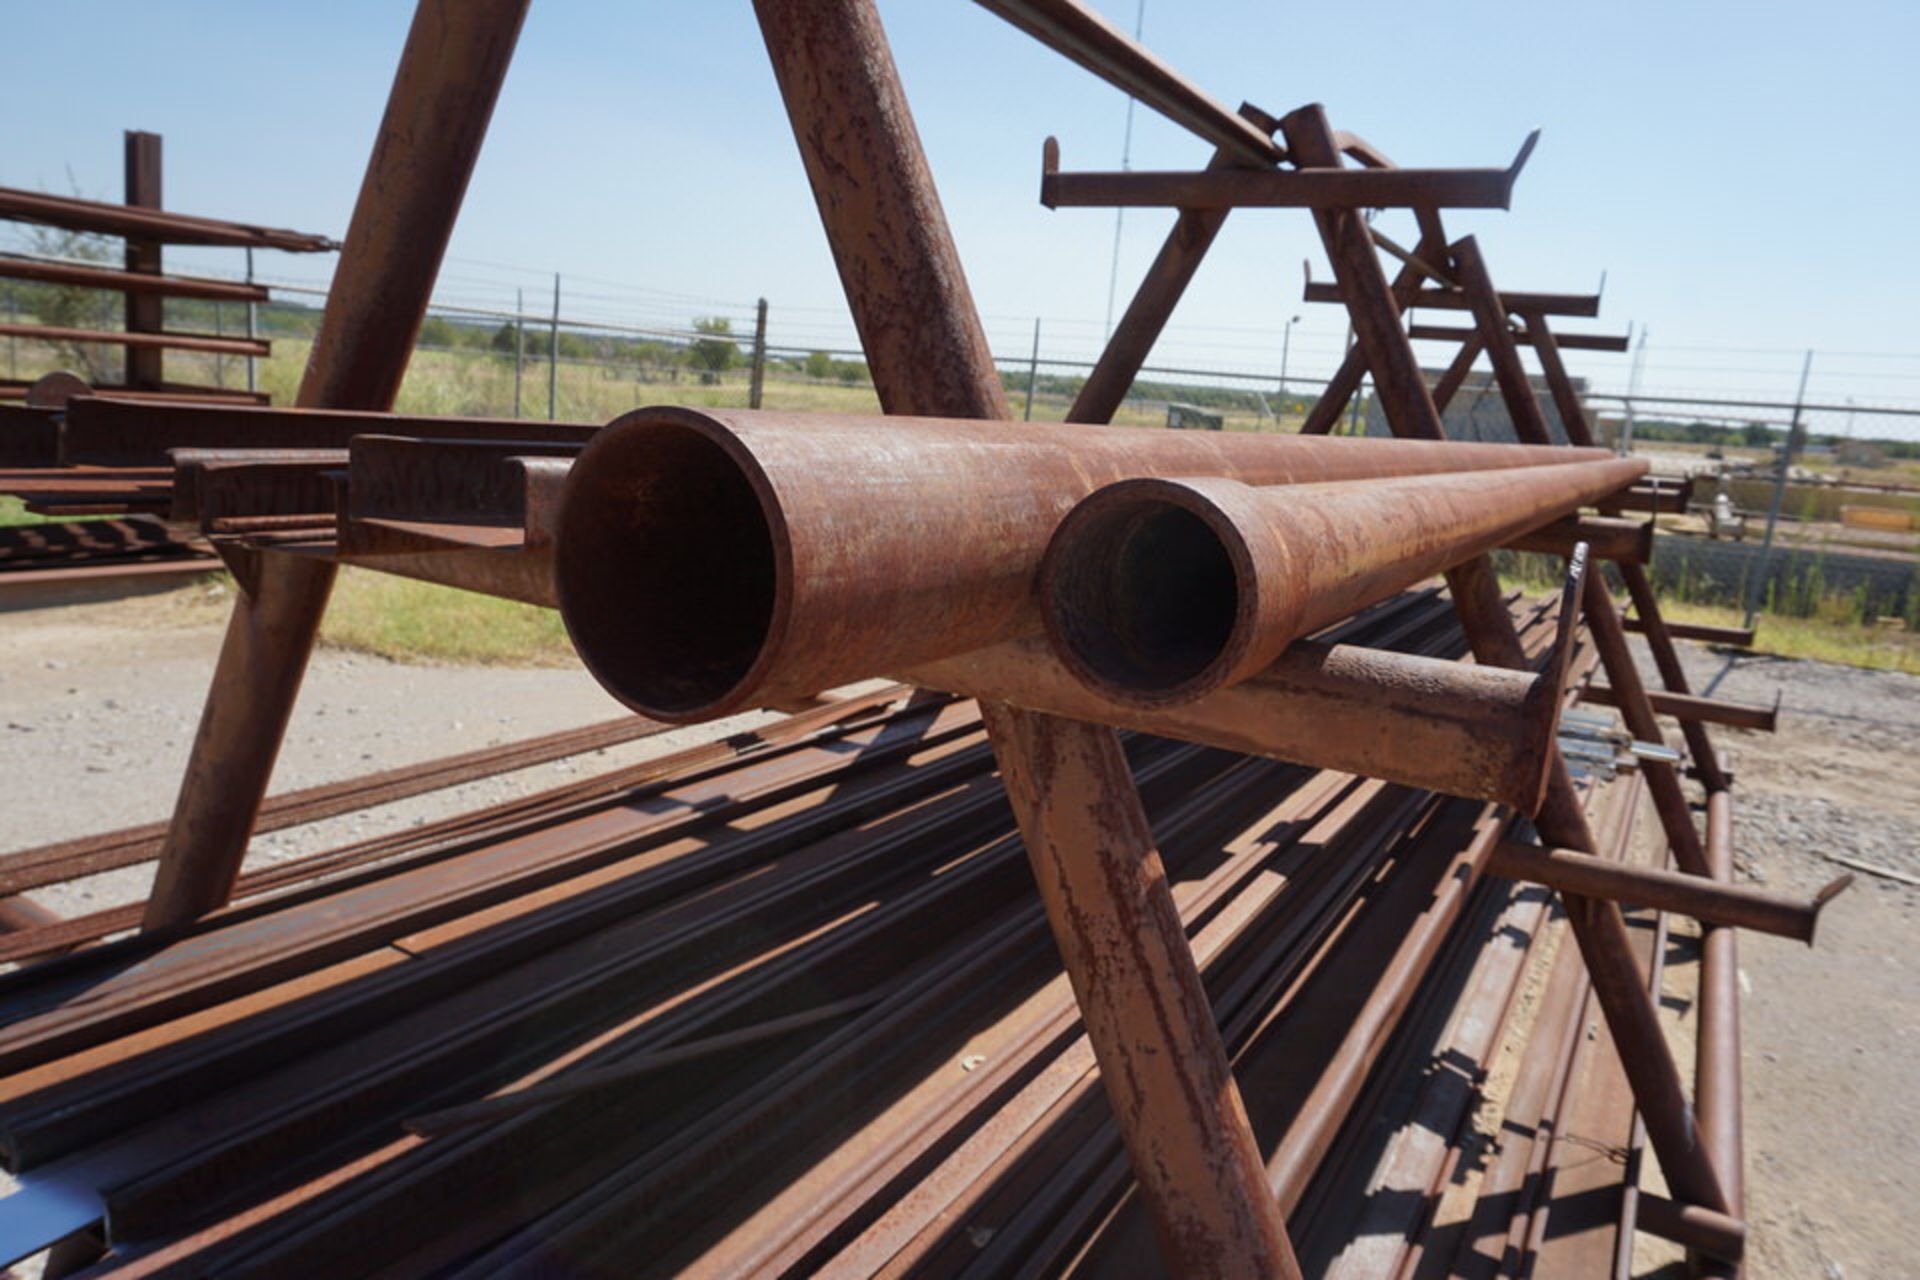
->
1744 349 1814 626
749 296 769 408
124 130 164 391
513 286 524 417
1024 316 1041 420
245 247 258 395
548 272 560 420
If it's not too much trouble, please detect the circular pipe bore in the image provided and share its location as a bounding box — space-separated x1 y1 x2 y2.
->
1040 479 1259 707
555 411 789 722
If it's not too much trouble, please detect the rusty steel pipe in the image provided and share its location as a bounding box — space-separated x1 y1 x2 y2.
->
910 636 1559 811
1627 616 1755 648
1638 1194 1747 1265
1581 684 1779 732
1698 788 1747 1271
1039 458 1644 706
555 406 1611 722
1488 841 1849 943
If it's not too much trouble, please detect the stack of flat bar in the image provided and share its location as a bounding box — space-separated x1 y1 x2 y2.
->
0 515 213 602
0 585 1643 1278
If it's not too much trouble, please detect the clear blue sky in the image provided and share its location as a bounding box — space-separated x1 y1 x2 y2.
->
2 1 1916 429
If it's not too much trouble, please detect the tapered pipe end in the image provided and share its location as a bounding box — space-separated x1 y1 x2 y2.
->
1805 873 1855 946
555 408 788 723
1041 477 1282 708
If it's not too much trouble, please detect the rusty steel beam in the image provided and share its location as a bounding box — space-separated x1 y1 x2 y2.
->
555 406 1607 722
1626 616 1755 648
1450 231 1725 846
1283 106 1448 441
755 4 1297 1273
1585 567 1711 876
986 706 1301 1278
1618 555 1733 792
1284 98 1731 1219
142 0 531 934
0 184 336 252
0 254 269 302
972 0 1282 166
1042 131 1536 210
1069 112 1279 424
1488 841 1848 943
910 636 1562 810
1505 514 1651 563
1304 279 1601 317
1638 1194 1747 1265
1581 683 1779 732
62 397 593 468
1039 458 1643 705
1297 232 1452 436
0 323 268 359
1 380 269 407
1407 322 1630 352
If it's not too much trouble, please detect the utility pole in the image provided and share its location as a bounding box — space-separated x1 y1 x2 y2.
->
1023 317 1041 420
1620 325 1648 454
1101 0 1148 338
548 272 560 421
1279 313 1300 419
749 297 769 409
1745 349 1815 627
513 287 524 417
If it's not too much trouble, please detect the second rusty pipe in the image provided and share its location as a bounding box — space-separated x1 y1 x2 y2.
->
1040 457 1646 707
554 405 1610 722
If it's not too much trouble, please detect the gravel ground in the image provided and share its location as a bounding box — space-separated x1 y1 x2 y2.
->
1649 639 1920 1279
0 596 1913 1277
0 596 785 921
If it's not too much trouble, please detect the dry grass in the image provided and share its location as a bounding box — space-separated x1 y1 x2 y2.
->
319 569 576 666
1653 598 1920 675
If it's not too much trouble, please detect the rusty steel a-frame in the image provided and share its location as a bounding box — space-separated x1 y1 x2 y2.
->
122 1 1763 1274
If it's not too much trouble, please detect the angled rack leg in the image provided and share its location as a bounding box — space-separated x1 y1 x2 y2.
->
1524 306 1731 793
1449 233 1710 870
754 2 1298 1273
141 0 532 932
1283 99 1730 1217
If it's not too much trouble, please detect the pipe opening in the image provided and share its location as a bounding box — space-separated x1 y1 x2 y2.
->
557 420 779 719
1048 498 1240 700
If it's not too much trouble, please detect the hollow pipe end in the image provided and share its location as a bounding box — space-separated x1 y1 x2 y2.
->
1039 476 1283 709
554 406 793 724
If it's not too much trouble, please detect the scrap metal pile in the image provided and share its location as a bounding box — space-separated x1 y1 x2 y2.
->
0 1 1841 1277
